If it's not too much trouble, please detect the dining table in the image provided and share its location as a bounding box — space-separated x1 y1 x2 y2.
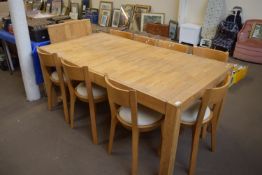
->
40 32 231 175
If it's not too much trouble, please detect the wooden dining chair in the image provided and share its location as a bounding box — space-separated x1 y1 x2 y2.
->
48 19 92 44
181 74 231 175
105 75 163 175
157 40 190 53
133 34 158 46
109 29 134 40
61 59 107 144
192 46 229 62
37 48 69 123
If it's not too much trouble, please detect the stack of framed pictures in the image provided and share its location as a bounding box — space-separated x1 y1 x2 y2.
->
99 1 113 27
129 5 151 32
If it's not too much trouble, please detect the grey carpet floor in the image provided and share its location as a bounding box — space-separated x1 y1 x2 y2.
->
0 58 261 175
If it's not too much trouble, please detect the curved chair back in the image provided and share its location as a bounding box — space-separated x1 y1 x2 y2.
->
133 34 158 46
48 19 92 44
158 40 190 53
193 47 229 62
196 75 231 127
109 29 134 40
105 75 138 125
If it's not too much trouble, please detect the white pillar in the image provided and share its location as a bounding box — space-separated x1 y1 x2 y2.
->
178 0 188 25
8 0 41 101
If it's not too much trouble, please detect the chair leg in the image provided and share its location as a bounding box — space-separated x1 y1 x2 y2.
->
211 121 217 152
189 127 201 175
69 94 76 129
201 123 208 140
132 128 139 175
108 116 118 154
46 82 53 111
60 84 69 124
158 122 164 156
89 101 98 144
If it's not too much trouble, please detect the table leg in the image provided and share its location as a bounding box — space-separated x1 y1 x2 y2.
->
1 40 15 72
159 102 181 175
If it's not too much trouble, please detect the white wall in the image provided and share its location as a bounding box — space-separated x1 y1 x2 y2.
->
90 0 179 24
185 0 262 25
225 0 262 21
185 0 208 25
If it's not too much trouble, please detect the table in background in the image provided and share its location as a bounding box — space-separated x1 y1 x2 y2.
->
0 29 49 84
40 33 231 175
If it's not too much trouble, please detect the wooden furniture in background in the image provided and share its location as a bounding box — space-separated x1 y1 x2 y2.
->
61 60 107 144
133 34 158 46
144 23 169 37
105 75 163 175
47 19 92 44
193 46 229 62
37 48 69 123
109 29 134 40
181 75 231 175
40 33 231 175
157 40 190 53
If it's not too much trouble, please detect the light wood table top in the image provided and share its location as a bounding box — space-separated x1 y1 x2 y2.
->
40 32 231 175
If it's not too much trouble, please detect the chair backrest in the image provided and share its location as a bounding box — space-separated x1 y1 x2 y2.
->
105 75 138 126
157 40 190 53
133 34 158 46
37 48 62 78
192 47 229 62
61 59 85 82
109 29 134 40
195 75 231 127
48 19 92 44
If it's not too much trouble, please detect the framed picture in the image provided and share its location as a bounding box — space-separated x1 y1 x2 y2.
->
112 9 121 27
141 13 165 32
45 3 51 13
100 9 111 27
100 15 108 27
71 2 79 14
250 24 262 39
169 20 178 40
51 0 62 15
119 4 135 27
61 6 69 15
129 5 151 32
99 1 113 26
99 1 113 11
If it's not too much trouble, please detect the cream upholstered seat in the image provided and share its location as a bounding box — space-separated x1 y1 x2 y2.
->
181 101 211 124
75 82 106 99
50 71 67 82
118 105 162 126
105 75 164 175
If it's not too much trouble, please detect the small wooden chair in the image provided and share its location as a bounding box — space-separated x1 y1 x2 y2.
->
133 34 158 46
37 48 69 123
157 40 190 53
48 19 92 44
109 29 134 40
105 75 163 175
192 47 229 62
61 59 107 144
181 75 231 175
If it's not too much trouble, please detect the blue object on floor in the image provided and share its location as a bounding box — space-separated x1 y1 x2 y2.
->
0 29 50 84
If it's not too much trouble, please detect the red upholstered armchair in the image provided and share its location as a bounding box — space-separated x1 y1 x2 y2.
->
233 19 262 64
